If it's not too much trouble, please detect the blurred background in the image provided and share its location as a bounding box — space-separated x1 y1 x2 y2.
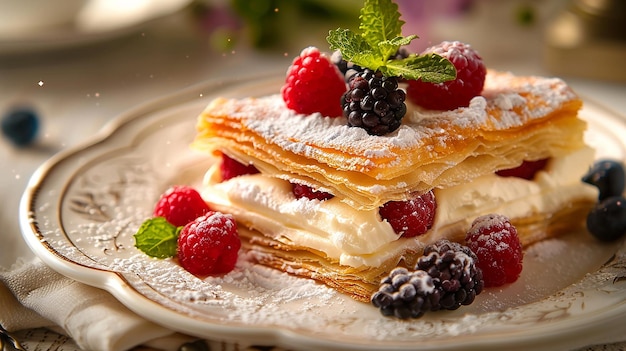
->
2 0 626 281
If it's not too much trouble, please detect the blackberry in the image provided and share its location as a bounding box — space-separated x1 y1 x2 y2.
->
371 267 439 319
342 69 407 136
371 240 484 319
416 240 484 310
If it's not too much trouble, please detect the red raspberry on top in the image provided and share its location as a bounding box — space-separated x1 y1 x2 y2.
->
379 190 437 238
177 212 241 276
281 47 347 117
220 153 259 181
465 214 523 287
407 41 486 110
153 185 211 227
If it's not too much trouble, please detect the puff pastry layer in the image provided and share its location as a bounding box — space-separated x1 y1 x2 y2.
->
194 70 586 211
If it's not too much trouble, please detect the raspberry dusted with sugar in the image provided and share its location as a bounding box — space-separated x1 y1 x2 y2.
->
153 185 211 227
379 191 437 238
220 153 259 181
407 41 486 110
465 214 523 287
177 212 241 276
291 183 333 201
281 47 347 117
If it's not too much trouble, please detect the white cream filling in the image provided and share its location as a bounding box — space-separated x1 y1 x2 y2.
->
201 147 598 268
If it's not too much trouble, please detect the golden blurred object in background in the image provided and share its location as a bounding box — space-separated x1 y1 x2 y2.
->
545 0 626 82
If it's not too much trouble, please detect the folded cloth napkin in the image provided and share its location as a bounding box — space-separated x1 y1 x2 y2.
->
0 257 198 351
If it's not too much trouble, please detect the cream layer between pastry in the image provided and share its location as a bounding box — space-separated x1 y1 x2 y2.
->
201 146 598 269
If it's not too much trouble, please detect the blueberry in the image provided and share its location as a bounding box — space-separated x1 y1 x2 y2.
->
586 196 626 242
582 160 625 200
1 108 39 147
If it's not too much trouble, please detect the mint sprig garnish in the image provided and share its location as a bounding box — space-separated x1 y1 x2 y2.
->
134 217 180 258
327 0 456 82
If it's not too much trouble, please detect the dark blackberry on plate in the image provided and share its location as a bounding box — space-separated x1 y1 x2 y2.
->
416 240 484 310
371 239 483 319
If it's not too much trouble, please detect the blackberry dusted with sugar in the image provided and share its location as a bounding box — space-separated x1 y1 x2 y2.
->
372 239 484 319
371 267 439 319
417 240 484 310
342 69 407 136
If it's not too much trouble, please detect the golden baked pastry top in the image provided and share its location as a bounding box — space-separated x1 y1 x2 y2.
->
193 70 585 210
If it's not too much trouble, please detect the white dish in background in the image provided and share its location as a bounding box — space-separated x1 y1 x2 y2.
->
0 0 85 34
20 76 626 350
0 0 191 55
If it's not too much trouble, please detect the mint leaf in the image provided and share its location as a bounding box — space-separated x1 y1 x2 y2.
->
382 53 457 82
134 217 180 258
359 0 404 48
327 28 371 62
351 52 384 71
377 35 417 60
326 0 456 83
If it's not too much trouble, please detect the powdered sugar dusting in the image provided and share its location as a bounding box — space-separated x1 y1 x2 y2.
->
220 70 576 168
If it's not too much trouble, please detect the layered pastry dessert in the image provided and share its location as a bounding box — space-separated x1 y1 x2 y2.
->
184 1 600 303
192 71 598 302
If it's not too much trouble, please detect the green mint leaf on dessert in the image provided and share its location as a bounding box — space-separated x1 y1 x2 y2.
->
327 0 456 83
327 28 372 61
359 0 404 48
134 217 180 258
383 53 457 81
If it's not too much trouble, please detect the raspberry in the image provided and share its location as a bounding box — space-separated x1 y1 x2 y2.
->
407 41 486 110
465 214 523 287
153 185 211 227
496 158 549 180
342 69 407 136
291 183 333 201
220 153 259 181
177 212 241 276
281 47 347 117
379 191 436 238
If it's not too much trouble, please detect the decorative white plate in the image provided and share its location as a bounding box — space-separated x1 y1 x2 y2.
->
20 76 626 351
